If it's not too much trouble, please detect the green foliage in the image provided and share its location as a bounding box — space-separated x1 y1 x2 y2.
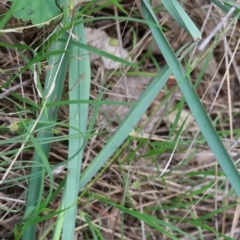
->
210 0 240 17
10 0 61 25
141 0 240 197
96 194 195 239
1 0 239 239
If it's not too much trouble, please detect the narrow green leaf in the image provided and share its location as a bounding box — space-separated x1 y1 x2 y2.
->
22 30 70 240
161 0 201 39
0 0 19 29
78 42 195 191
46 99 135 107
60 21 91 240
97 195 195 239
210 0 240 18
65 39 138 68
141 0 240 197
110 0 128 15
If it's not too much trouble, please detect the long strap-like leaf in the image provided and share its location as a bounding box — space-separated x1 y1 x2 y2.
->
141 0 240 197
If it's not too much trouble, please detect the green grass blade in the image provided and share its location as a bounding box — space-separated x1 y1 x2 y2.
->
59 22 91 240
96 195 195 239
46 99 134 107
141 0 240 197
68 39 138 68
78 40 196 191
0 0 19 29
162 0 201 38
22 30 70 240
210 0 240 18
110 0 128 15
77 68 170 190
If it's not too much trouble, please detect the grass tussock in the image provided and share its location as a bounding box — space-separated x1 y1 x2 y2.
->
0 0 240 239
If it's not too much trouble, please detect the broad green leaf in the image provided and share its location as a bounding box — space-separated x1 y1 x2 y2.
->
11 0 61 25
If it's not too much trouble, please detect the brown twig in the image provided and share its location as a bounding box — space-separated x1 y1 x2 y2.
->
0 78 33 99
